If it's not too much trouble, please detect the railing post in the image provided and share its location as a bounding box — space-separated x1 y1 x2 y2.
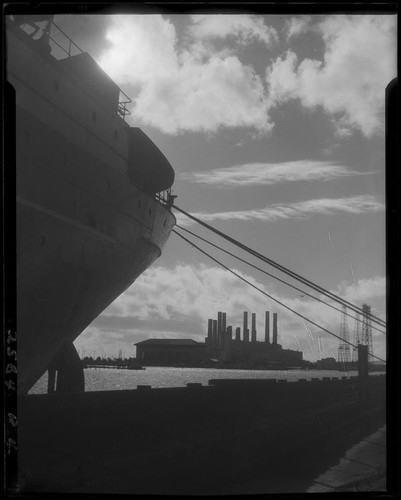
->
358 344 369 379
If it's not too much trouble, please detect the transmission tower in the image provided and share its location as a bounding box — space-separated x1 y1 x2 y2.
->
338 306 351 364
352 313 361 362
361 303 373 359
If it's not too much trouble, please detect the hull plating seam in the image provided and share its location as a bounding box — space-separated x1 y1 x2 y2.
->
17 152 169 232
17 195 162 255
10 73 127 163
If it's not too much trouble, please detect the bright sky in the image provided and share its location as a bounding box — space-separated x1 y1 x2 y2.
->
54 12 396 362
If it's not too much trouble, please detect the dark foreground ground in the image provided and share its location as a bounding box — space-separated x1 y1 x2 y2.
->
306 424 386 493
14 375 386 495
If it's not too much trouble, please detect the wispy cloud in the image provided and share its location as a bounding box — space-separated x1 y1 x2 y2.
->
176 195 384 226
180 160 373 187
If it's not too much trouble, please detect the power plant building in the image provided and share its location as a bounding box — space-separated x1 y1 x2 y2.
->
135 311 303 368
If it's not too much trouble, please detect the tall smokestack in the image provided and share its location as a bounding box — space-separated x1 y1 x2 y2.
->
235 327 241 341
218 312 223 348
251 313 257 342
265 311 270 344
243 311 249 342
212 320 218 348
221 313 227 348
273 313 278 344
207 319 213 344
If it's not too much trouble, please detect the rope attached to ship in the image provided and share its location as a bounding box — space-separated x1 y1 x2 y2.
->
170 205 386 364
172 205 386 328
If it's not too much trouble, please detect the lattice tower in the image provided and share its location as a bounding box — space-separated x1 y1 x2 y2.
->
338 306 351 363
352 313 361 362
361 303 373 359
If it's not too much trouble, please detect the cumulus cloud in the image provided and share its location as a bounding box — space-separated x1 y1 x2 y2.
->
180 160 373 187
267 15 397 137
100 15 179 84
75 264 386 361
282 274 386 360
74 263 270 357
338 275 386 306
98 14 274 134
101 263 261 323
176 195 384 226
283 276 386 327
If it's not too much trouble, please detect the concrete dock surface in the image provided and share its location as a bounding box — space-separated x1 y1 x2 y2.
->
306 425 386 492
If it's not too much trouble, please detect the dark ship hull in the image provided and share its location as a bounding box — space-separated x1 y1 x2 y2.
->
7 17 176 394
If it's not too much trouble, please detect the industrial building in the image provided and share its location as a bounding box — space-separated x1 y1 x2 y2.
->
135 339 206 366
135 311 303 368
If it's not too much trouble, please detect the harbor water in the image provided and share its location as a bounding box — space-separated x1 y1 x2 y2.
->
29 366 361 394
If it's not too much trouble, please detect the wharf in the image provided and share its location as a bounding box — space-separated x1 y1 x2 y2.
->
220 425 387 494
16 375 386 495
307 425 386 492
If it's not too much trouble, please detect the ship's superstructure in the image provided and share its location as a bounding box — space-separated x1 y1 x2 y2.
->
7 16 176 394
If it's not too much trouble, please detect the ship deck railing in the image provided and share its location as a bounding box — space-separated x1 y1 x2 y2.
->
155 188 177 209
12 15 132 120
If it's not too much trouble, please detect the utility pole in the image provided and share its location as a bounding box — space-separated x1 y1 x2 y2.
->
361 303 373 360
352 313 361 362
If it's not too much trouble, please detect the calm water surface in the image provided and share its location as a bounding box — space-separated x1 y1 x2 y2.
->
29 366 361 394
